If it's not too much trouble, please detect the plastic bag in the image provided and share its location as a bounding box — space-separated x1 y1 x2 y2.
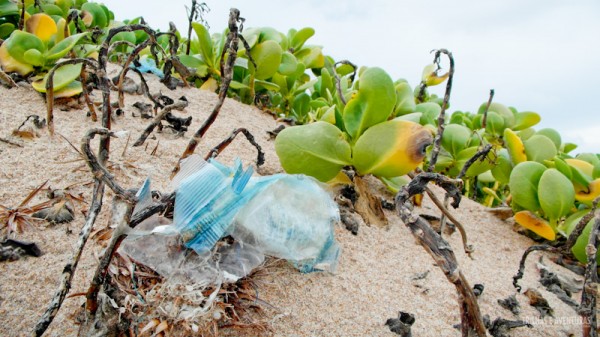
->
232 174 340 273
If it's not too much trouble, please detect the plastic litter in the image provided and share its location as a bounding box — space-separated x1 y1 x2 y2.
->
231 174 340 272
120 155 341 284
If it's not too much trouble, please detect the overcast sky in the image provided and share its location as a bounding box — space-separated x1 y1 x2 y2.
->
101 0 600 154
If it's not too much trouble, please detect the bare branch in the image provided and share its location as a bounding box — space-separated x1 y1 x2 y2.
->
204 128 265 167
395 177 486 336
133 99 190 147
581 211 600 337
172 8 243 178
427 49 455 172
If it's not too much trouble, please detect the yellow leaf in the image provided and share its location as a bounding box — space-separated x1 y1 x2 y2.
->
26 13 57 42
514 210 556 240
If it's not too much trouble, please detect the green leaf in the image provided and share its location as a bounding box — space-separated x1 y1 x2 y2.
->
395 112 422 124
524 135 558 163
441 124 471 157
278 51 298 76
290 27 314 51
394 81 415 116
380 176 410 194
51 80 82 98
353 120 432 178
294 46 324 69
5 30 44 64
537 168 575 223
455 146 495 177
275 121 352 182
491 148 512 184
553 157 572 180
479 102 514 129
0 23 15 39
23 48 43 66
509 161 547 212
485 111 505 136
81 2 108 28
249 40 282 80
342 67 395 139
512 111 541 131
292 92 311 121
32 63 82 93
561 142 578 154
44 32 88 64
254 79 279 92
536 128 561 150
416 102 441 126
192 22 214 69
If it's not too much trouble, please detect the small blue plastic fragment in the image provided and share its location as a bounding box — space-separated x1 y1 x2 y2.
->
131 57 164 78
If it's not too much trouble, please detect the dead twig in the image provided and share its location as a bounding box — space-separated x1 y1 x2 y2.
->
580 211 600 337
33 180 105 336
481 89 495 130
395 172 486 336
185 0 210 55
97 24 159 164
172 8 243 178
45 59 99 135
332 60 357 105
204 128 265 167
564 197 600 254
512 245 561 292
438 144 493 249
0 137 22 147
85 194 135 315
81 128 134 200
0 68 18 88
133 99 190 147
427 49 455 172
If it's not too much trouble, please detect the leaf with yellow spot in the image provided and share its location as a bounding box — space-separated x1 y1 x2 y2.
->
514 210 556 241
4 30 44 65
51 80 82 98
0 42 34 75
352 120 432 178
575 178 600 203
25 13 57 42
503 128 527 165
31 63 82 93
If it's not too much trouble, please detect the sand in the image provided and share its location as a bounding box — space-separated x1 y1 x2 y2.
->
0 69 585 336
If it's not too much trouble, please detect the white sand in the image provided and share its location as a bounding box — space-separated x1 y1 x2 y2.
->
0 71 585 336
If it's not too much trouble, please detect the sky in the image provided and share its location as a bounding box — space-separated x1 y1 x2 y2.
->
100 0 600 154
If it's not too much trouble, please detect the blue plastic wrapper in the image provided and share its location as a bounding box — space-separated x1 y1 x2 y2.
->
173 156 340 273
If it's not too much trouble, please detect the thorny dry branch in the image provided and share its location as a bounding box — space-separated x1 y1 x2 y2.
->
395 172 486 336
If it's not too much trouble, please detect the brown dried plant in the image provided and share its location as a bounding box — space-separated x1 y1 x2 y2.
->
0 180 54 236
